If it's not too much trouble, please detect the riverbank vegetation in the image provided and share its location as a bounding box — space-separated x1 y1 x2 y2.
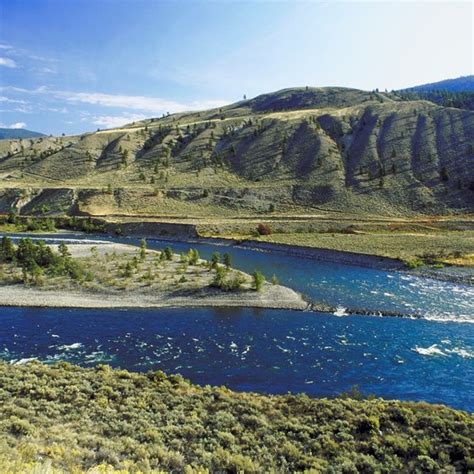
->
0 361 472 472
2 212 473 268
250 229 474 268
195 215 474 268
0 213 105 234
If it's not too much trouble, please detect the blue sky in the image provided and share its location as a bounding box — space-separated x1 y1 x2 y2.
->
0 0 472 135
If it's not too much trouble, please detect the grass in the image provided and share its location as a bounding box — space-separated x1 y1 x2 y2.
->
2 212 473 268
254 230 474 266
0 361 472 472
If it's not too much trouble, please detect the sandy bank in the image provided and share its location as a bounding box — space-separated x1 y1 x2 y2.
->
0 284 307 310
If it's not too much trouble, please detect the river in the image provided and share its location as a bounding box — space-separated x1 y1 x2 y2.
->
1 233 473 411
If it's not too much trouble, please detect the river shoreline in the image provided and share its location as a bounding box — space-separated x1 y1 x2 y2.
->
113 233 473 286
3 228 473 285
0 286 438 320
0 284 308 311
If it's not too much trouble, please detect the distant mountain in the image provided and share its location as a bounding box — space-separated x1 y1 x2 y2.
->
0 86 472 216
0 128 46 140
396 76 474 110
403 76 474 93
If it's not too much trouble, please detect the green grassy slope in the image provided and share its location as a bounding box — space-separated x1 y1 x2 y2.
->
0 362 472 472
0 87 473 217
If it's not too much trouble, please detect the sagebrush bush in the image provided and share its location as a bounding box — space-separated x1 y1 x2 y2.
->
0 362 472 472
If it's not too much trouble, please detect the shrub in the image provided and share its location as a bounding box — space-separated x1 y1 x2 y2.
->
252 270 265 291
257 223 272 236
139 239 147 261
5 416 35 436
210 252 220 269
356 415 380 434
223 252 231 269
188 248 199 265
404 257 424 269
164 247 173 260
0 363 472 472
221 273 245 291
211 266 227 288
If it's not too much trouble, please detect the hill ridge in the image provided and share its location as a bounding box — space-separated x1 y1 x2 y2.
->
0 86 472 217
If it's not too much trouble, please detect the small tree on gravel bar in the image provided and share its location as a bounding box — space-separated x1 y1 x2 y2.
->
140 239 147 261
188 248 200 265
210 252 220 269
164 247 173 260
223 253 231 269
253 270 265 291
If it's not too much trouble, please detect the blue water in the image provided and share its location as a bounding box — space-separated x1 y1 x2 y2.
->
10 232 474 321
1 233 473 411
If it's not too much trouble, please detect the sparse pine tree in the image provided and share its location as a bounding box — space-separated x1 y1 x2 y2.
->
223 253 231 269
139 239 147 261
164 246 173 260
188 248 200 265
58 242 71 259
253 270 265 292
210 252 220 269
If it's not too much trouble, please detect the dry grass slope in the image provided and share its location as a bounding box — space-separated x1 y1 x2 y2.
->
0 87 472 217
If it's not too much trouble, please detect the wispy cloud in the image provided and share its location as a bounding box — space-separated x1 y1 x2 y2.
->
33 66 58 75
3 85 230 116
59 91 229 114
0 57 17 68
0 85 48 94
90 113 148 128
0 96 27 104
0 122 26 129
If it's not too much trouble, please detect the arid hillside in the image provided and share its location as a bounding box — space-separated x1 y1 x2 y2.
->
0 87 473 217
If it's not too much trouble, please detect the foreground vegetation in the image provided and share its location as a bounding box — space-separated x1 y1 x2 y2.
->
0 362 472 472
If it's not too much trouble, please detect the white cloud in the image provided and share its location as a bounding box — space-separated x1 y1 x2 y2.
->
91 114 148 129
0 122 27 129
10 122 26 129
0 57 17 68
0 96 27 104
59 91 229 114
3 85 48 94
0 86 230 116
34 66 57 75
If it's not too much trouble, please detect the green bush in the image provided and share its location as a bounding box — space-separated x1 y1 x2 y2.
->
403 257 424 269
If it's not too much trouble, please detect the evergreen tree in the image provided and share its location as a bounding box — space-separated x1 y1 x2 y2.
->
252 270 265 292
210 252 220 269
